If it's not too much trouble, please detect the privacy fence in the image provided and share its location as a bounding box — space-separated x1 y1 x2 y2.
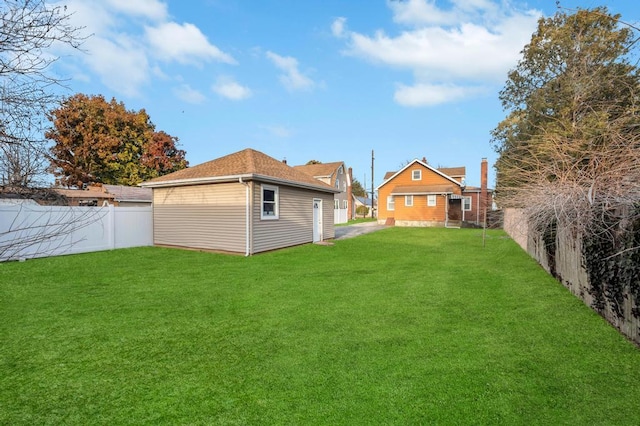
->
0 204 152 262
504 208 640 345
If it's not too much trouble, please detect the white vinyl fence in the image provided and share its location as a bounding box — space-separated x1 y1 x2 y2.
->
334 207 348 225
0 204 152 262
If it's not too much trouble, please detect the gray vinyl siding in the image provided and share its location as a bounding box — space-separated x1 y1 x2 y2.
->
152 183 246 253
251 183 334 253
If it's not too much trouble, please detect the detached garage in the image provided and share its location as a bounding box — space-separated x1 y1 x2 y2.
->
140 148 338 255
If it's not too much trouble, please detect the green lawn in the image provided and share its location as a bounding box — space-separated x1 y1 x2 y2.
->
1 228 639 425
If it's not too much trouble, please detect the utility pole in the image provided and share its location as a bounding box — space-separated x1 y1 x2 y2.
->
371 150 375 218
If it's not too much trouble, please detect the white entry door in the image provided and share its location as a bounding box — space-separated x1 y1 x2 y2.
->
313 198 323 242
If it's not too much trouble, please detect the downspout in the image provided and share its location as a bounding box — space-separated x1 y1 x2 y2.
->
239 177 250 256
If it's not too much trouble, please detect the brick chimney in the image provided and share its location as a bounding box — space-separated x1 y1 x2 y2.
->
480 158 488 213
347 167 353 220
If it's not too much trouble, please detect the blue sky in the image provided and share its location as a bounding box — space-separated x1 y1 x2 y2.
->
51 0 638 190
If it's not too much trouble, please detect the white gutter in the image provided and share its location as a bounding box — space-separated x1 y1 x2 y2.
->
239 177 250 257
141 173 340 194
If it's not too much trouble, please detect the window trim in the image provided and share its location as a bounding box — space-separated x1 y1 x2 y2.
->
463 196 472 211
405 195 413 207
427 194 437 207
387 195 395 211
412 170 422 181
261 184 279 220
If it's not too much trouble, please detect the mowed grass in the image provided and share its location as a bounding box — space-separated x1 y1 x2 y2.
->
1 228 639 425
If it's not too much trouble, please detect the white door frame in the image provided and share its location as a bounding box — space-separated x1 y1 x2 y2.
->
313 198 323 242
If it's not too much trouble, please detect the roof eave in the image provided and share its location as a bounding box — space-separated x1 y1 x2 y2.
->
140 173 340 193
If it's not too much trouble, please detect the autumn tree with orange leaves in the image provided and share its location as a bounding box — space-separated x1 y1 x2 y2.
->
47 94 188 187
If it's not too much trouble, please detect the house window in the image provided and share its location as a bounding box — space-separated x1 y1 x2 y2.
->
405 195 413 207
427 195 436 207
334 199 339 209
343 200 348 209
261 184 279 219
463 196 472 211
412 170 421 181
387 195 395 211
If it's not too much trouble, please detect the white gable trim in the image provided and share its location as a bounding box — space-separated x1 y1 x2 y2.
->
376 159 462 190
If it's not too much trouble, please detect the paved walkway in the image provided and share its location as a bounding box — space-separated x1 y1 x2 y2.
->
334 221 387 240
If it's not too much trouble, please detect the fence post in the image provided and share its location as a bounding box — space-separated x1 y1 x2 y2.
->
107 204 116 249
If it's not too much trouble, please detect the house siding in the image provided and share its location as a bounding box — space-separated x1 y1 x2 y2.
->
252 183 334 253
152 183 246 253
378 164 460 225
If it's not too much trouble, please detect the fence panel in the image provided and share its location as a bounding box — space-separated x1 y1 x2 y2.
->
114 207 153 249
503 207 639 345
0 204 152 262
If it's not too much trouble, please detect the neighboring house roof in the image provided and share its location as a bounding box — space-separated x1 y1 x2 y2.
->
437 167 466 179
293 161 346 188
353 196 375 207
463 186 494 193
383 171 395 180
377 159 463 190
54 188 115 200
141 148 339 193
390 185 457 195
103 185 152 203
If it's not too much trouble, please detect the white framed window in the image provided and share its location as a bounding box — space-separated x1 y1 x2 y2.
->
343 200 348 209
463 196 472 211
412 170 421 181
261 184 279 219
405 195 413 207
387 195 395 211
334 199 339 209
427 195 437 207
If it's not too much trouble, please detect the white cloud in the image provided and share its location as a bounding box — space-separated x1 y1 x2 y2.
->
106 0 168 21
83 36 150 97
145 22 236 65
394 82 485 107
266 51 316 92
212 76 252 100
337 0 540 106
331 17 347 37
53 0 236 97
174 84 207 104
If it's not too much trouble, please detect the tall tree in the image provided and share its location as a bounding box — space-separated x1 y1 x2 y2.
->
351 177 366 197
47 94 187 187
491 7 640 233
0 0 84 186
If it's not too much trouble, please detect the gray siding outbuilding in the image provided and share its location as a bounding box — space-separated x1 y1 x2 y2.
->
141 148 339 255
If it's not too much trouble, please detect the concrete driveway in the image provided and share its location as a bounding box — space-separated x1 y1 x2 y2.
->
334 221 387 240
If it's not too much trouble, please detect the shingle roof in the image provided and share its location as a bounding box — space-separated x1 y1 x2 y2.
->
293 162 344 180
437 167 466 178
390 185 456 195
54 188 115 200
141 148 337 192
103 185 152 202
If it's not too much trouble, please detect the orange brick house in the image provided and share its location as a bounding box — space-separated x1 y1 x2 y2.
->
378 158 492 228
